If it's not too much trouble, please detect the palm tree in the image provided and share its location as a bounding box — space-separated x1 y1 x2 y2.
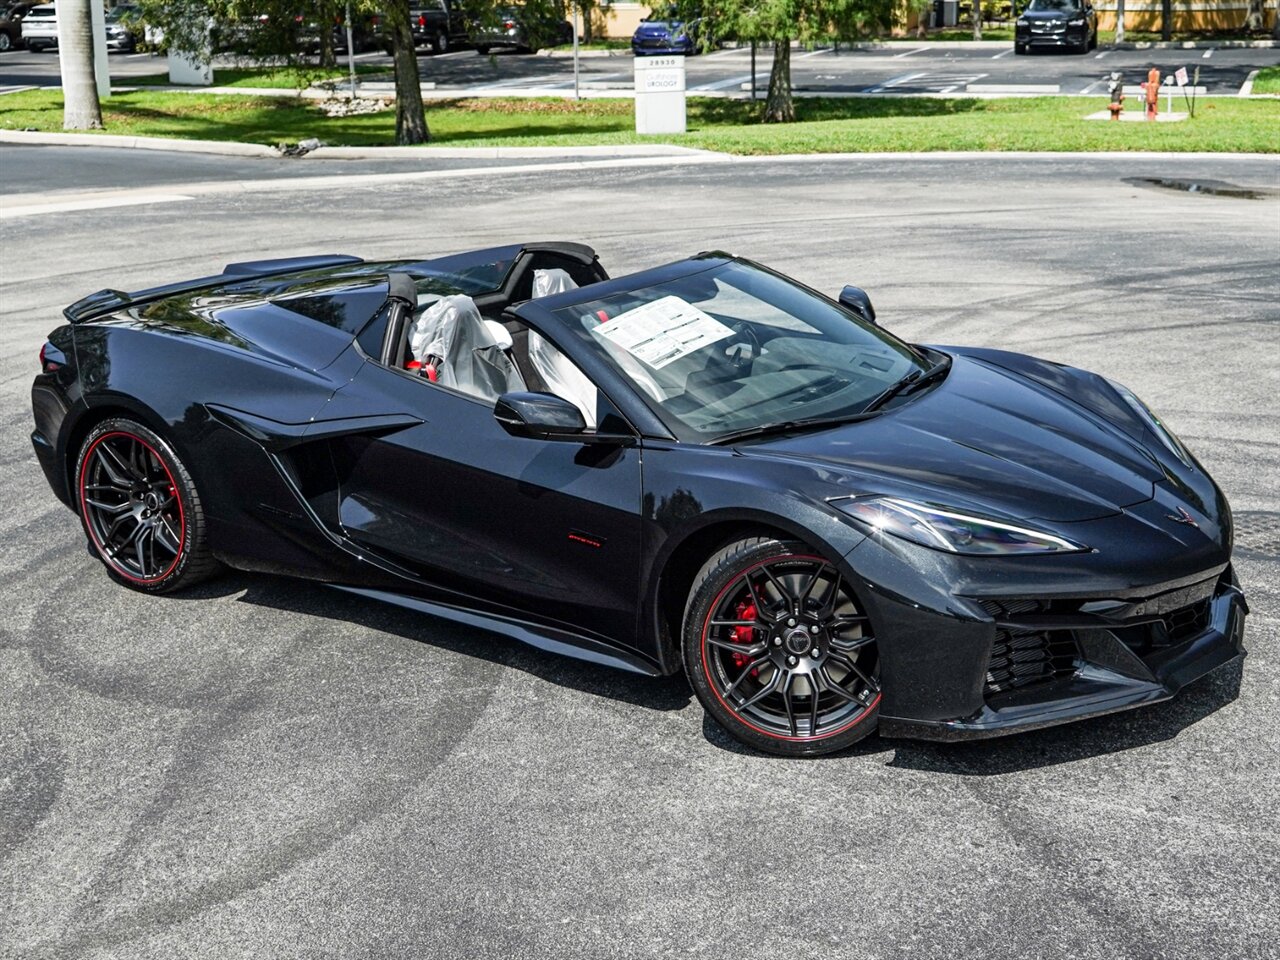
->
57 0 102 129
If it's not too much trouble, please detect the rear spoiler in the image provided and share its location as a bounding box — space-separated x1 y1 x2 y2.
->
63 254 365 323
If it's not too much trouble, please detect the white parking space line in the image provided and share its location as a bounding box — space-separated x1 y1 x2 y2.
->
1079 79 1106 95
127 53 150 60
892 47 929 59
690 74 755 91
707 47 748 58
1095 50 1110 59
1239 68 1259 96
796 48 831 59
865 71 926 93
1 193 192 220
471 76 553 90
991 48 1015 59
1202 49 1213 58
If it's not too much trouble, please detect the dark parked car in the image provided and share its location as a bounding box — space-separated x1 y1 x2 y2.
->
31 245 1248 756
631 14 698 56
0 1 36 51
471 5 573 54
1015 0 1098 53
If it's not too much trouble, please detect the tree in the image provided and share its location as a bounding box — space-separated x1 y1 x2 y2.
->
1114 0 1124 43
57 0 102 130
972 0 982 41
1161 0 1171 41
385 0 430 143
692 0 891 123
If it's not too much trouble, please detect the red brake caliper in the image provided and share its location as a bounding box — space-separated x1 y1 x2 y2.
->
730 600 758 673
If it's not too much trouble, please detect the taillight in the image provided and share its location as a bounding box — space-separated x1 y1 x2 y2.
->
417 14 426 26
39 341 64 372
503 19 515 29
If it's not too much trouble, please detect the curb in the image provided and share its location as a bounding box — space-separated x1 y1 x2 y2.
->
0 129 278 157
0 128 719 161
538 48 627 58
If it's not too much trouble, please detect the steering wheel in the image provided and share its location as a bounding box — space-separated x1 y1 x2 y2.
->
724 321 763 372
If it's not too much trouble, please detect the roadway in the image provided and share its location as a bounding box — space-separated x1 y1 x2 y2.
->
2 43 1276 97
1 144 1278 959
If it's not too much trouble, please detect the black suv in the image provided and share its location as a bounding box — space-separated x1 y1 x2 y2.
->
1015 0 1098 54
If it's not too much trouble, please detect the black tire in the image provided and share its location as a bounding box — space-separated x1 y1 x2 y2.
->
432 30 449 54
0 32 12 52
683 536 880 757
475 44 491 55
75 417 220 594
1014 42 1026 54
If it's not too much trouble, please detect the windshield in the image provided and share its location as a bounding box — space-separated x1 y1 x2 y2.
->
1026 0 1081 11
546 260 927 442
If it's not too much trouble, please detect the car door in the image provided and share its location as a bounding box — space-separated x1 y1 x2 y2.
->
330 359 644 647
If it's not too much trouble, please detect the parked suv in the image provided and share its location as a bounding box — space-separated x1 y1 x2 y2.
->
1014 0 1097 54
19 2 55 52
379 1 470 54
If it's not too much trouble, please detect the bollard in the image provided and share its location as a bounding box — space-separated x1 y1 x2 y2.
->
1107 71 1124 120
1143 67 1160 121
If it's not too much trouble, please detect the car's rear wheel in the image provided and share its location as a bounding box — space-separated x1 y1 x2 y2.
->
432 30 449 53
475 43 491 55
76 418 219 593
683 537 880 757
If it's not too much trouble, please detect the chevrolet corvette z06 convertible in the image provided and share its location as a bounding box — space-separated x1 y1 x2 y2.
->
31 244 1248 756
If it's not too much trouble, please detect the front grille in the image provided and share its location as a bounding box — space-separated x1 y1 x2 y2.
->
979 599 1078 697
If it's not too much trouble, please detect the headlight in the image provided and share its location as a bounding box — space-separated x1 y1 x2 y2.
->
1016 18 1029 25
834 497 1088 556
1106 378 1194 467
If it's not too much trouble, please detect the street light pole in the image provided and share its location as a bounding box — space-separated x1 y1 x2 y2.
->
346 1 356 96
573 2 581 101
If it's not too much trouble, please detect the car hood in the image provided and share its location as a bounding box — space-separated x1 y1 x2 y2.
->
1022 9 1076 19
737 353 1166 523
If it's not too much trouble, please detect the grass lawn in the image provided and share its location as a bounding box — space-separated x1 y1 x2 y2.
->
2 88 1276 153
128 64 390 89
1253 66 1280 95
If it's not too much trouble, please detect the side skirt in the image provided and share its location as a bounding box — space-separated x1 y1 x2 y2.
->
331 585 662 677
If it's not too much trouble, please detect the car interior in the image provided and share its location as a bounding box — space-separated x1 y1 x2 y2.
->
371 245 609 425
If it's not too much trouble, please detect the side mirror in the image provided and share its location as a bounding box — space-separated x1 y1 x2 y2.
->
495 391 587 440
838 285 876 325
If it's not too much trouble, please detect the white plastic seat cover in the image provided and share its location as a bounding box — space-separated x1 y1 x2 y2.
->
528 269 599 428
408 294 524 402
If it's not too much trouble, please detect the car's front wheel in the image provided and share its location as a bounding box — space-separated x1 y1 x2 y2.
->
683 537 880 757
76 418 220 593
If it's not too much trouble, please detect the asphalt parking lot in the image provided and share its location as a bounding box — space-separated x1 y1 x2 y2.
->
1 147 1278 959
2 43 1276 96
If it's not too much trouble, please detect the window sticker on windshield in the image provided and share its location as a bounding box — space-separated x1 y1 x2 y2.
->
593 296 734 369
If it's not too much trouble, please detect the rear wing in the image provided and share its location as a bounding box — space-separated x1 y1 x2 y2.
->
63 254 365 323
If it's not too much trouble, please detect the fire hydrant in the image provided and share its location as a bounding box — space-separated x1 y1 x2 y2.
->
1141 67 1160 121
1107 72 1124 120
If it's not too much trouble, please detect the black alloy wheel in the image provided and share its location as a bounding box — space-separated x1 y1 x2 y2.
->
76 418 219 593
684 537 880 757
433 30 449 53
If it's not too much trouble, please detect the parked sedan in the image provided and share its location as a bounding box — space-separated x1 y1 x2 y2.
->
471 5 573 54
31 244 1247 756
104 4 140 52
1015 0 1098 53
0 1 36 52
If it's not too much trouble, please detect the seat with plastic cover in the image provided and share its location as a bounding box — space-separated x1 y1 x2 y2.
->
528 269 599 428
408 294 525 402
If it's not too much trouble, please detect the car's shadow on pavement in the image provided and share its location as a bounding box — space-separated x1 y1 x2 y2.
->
174 574 1243 763
886 660 1245 776
701 660 1244 769
177 572 694 713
